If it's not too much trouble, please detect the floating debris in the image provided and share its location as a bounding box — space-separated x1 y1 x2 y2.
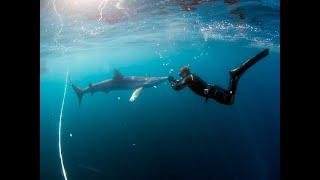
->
78 164 103 174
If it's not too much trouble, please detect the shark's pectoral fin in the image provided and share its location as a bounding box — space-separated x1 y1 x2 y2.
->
129 87 143 102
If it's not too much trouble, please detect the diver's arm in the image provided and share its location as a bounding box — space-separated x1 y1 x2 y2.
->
168 76 189 90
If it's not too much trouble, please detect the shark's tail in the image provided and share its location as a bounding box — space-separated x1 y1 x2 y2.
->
70 79 84 106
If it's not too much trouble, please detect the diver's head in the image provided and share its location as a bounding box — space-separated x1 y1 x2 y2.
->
179 66 191 77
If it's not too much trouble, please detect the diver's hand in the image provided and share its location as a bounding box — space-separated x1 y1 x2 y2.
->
168 76 174 82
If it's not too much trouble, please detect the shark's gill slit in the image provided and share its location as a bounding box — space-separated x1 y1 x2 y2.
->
59 70 69 180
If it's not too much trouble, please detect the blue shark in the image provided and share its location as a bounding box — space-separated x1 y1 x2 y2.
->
70 69 168 105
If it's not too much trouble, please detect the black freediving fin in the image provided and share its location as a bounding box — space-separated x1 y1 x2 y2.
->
230 48 269 77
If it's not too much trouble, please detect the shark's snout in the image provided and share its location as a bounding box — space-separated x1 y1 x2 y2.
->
145 76 168 87
156 76 169 83
160 76 168 80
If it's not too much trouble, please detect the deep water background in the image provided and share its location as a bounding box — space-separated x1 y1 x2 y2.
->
41 0 280 179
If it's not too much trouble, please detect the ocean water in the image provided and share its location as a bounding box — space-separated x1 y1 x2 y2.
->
40 0 280 180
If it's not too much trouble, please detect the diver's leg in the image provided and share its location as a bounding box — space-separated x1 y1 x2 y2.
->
207 85 234 105
228 73 240 95
228 48 269 94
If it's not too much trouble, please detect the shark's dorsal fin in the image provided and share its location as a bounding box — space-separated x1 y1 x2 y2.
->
113 69 124 80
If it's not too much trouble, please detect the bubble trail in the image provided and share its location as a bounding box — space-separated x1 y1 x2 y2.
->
52 0 67 53
58 70 69 180
98 0 109 21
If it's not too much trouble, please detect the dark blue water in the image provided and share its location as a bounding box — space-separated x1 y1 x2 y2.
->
41 0 280 179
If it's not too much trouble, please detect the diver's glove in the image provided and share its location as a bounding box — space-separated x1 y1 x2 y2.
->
168 76 175 82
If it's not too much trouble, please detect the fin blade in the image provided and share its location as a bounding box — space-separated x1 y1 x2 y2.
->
240 48 269 72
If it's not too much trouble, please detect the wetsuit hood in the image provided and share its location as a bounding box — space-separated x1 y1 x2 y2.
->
179 66 191 77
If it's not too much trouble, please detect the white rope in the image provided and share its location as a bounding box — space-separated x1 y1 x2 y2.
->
58 70 69 180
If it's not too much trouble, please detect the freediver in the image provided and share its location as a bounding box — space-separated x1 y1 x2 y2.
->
168 49 269 105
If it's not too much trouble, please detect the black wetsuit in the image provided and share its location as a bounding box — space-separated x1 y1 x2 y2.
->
169 73 237 105
168 48 269 105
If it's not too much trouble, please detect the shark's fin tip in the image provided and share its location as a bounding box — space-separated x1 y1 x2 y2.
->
113 69 124 80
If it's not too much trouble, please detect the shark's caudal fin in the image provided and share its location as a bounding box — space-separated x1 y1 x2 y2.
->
71 83 84 106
